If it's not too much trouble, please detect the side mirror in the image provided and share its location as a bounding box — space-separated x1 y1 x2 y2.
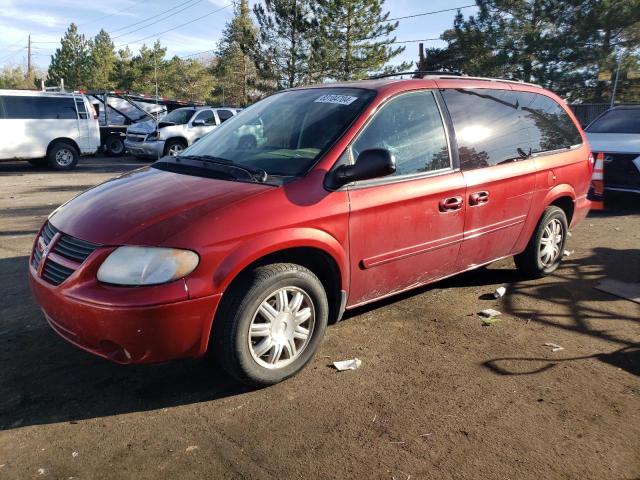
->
325 148 396 190
192 120 205 127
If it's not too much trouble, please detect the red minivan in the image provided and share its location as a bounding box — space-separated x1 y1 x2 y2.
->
29 75 592 385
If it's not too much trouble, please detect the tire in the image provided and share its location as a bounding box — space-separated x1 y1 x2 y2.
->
47 142 79 171
105 135 125 157
212 263 329 386
515 206 568 277
28 158 48 168
164 139 186 157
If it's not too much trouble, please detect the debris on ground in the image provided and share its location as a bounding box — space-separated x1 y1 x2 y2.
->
494 287 506 298
595 279 640 304
332 358 362 371
37 469 45 475
563 250 574 257
71 452 78 458
185 446 199 453
544 342 564 352
479 309 502 326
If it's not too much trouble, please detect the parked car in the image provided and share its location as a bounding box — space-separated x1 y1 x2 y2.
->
0 89 100 170
124 106 239 159
585 105 640 195
29 75 592 386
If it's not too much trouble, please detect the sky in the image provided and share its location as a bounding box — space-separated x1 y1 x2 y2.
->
0 0 479 71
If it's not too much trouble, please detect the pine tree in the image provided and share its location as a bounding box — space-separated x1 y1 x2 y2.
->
314 0 410 80
47 23 93 89
130 41 168 95
89 29 117 89
215 0 261 106
166 57 215 102
254 0 318 88
112 47 134 91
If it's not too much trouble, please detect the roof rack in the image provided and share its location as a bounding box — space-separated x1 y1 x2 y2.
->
369 70 462 80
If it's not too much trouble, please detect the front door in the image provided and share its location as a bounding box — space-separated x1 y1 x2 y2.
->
440 87 536 269
189 109 217 143
346 90 466 307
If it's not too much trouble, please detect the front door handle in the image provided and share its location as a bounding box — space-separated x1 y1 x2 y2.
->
439 195 464 212
469 191 489 206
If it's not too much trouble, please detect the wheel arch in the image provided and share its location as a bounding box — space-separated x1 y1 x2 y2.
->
47 138 80 156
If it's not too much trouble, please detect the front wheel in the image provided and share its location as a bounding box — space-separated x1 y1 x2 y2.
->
105 135 125 157
515 206 568 277
164 139 186 157
212 263 328 386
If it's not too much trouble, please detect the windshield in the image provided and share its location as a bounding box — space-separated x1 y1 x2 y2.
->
180 88 376 177
161 108 195 125
586 108 640 134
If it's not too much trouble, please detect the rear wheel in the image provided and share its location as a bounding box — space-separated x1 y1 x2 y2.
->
515 206 568 277
105 135 125 157
212 263 328 386
47 142 78 171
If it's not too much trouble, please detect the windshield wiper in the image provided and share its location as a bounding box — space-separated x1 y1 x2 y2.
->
178 155 268 183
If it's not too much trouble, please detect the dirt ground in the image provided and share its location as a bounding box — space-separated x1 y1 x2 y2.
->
0 156 638 480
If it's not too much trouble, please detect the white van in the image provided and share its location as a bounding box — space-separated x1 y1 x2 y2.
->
0 90 101 170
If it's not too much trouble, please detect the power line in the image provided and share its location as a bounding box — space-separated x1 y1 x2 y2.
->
79 0 150 28
387 4 476 22
391 38 441 44
115 3 232 49
111 0 207 40
109 0 203 34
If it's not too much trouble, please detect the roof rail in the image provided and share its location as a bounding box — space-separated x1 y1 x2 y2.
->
369 70 462 80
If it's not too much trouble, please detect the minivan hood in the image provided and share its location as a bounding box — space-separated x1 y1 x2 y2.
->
586 132 640 154
49 167 271 245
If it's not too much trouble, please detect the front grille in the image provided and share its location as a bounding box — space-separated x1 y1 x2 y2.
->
32 221 101 286
602 152 640 189
42 260 75 286
53 234 99 263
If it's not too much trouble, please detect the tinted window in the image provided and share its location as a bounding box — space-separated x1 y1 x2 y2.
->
586 108 640 134
352 91 450 176
442 88 528 170
1 96 77 120
193 110 215 126
217 109 234 122
517 92 582 151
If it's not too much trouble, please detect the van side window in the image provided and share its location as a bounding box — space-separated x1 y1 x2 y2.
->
516 92 583 152
442 88 529 170
1 96 77 120
193 110 215 126
352 91 450 177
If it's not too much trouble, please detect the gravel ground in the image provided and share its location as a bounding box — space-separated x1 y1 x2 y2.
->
0 156 638 479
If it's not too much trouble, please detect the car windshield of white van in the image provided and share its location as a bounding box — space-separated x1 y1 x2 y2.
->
158 88 376 179
586 108 640 134
159 108 195 126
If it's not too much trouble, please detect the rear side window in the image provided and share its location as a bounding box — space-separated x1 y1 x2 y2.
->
217 109 234 122
517 92 582 151
0 96 77 120
351 90 450 177
586 108 640 134
441 89 528 170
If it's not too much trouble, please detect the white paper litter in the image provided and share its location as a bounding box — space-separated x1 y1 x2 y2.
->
71 452 78 458
494 287 506 298
478 308 502 318
544 342 564 352
333 358 362 371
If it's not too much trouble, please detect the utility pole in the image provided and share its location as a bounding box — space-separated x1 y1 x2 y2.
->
27 34 31 76
610 52 622 108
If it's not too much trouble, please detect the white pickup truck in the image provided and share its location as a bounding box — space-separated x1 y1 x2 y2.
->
124 106 239 159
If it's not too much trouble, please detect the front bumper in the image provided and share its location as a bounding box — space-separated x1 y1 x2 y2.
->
29 253 221 364
124 139 165 159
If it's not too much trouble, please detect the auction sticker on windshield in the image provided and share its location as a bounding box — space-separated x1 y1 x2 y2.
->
314 94 359 105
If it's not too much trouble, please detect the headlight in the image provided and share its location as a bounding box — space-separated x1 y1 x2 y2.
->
97 246 199 286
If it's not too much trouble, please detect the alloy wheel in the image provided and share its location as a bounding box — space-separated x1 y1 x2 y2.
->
55 148 74 167
539 218 564 267
248 286 315 370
